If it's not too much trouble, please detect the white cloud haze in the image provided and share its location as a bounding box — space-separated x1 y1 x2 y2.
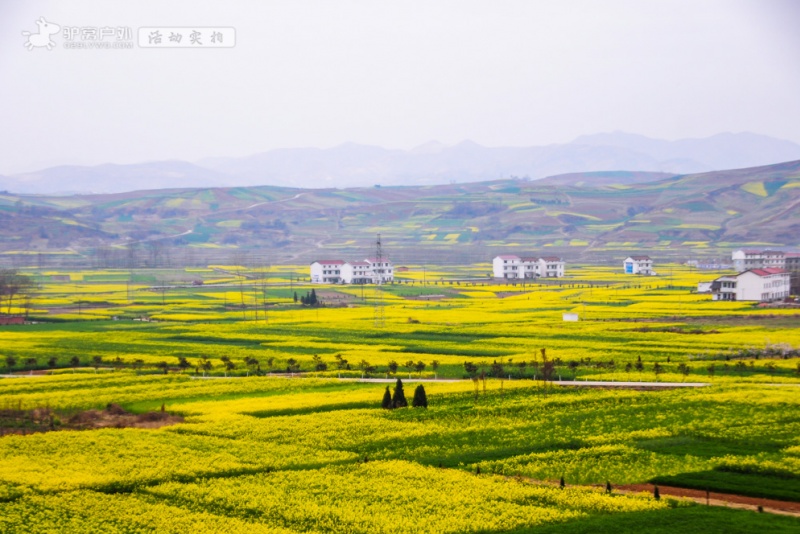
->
1 0 799 174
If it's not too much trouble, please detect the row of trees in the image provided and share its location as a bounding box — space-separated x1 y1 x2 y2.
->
381 379 427 409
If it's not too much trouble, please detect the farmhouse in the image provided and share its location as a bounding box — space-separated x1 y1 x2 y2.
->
310 260 345 284
710 268 790 302
492 255 565 279
623 256 654 275
310 258 394 284
732 249 786 272
732 249 800 295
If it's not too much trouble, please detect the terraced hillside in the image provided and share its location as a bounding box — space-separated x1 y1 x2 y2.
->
0 160 798 266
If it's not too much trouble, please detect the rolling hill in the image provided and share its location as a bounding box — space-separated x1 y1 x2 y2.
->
0 160 798 266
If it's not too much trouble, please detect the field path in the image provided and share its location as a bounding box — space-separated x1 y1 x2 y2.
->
615 483 800 517
511 476 800 518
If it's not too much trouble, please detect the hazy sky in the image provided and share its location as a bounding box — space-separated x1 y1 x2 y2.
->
1 0 799 174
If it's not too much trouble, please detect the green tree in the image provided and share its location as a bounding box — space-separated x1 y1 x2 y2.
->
392 378 408 408
69 355 80 368
431 360 440 378
358 359 375 375
5 355 17 369
224 360 236 376
334 354 349 370
414 361 426 374
312 354 327 371
200 358 212 376
177 357 191 374
653 362 663 380
381 386 392 409
412 384 428 408
463 361 478 376
387 360 399 375
24 357 37 372
156 361 169 374
47 356 57 369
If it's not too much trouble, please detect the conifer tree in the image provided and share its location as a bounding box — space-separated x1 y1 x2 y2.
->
654 485 660 500
381 386 392 409
412 384 428 408
392 377 408 408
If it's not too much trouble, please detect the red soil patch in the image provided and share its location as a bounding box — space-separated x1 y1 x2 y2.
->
616 483 800 517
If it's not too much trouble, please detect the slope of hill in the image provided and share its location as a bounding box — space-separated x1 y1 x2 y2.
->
1 160 798 265
3 161 228 195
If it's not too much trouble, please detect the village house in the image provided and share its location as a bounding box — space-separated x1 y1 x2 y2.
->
309 260 345 284
710 268 790 302
733 249 799 295
492 255 565 279
310 258 394 284
732 249 786 271
623 256 654 275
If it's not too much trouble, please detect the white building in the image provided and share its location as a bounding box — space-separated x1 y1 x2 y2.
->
364 258 394 284
311 258 394 284
623 256 653 275
310 260 345 284
493 255 522 278
492 255 565 279
710 268 790 302
732 249 786 272
538 256 565 277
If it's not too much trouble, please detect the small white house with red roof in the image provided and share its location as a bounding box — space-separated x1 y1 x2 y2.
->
710 267 790 302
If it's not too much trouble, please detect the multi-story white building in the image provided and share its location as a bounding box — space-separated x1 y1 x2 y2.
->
310 260 345 284
710 268 790 302
365 258 394 284
732 249 786 272
310 258 394 284
492 255 565 279
623 256 653 275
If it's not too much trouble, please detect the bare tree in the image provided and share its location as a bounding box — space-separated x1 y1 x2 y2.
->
0 270 35 315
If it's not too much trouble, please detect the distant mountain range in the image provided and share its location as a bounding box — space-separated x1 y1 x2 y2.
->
3 132 800 194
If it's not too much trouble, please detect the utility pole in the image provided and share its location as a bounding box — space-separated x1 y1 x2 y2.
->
374 234 385 327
